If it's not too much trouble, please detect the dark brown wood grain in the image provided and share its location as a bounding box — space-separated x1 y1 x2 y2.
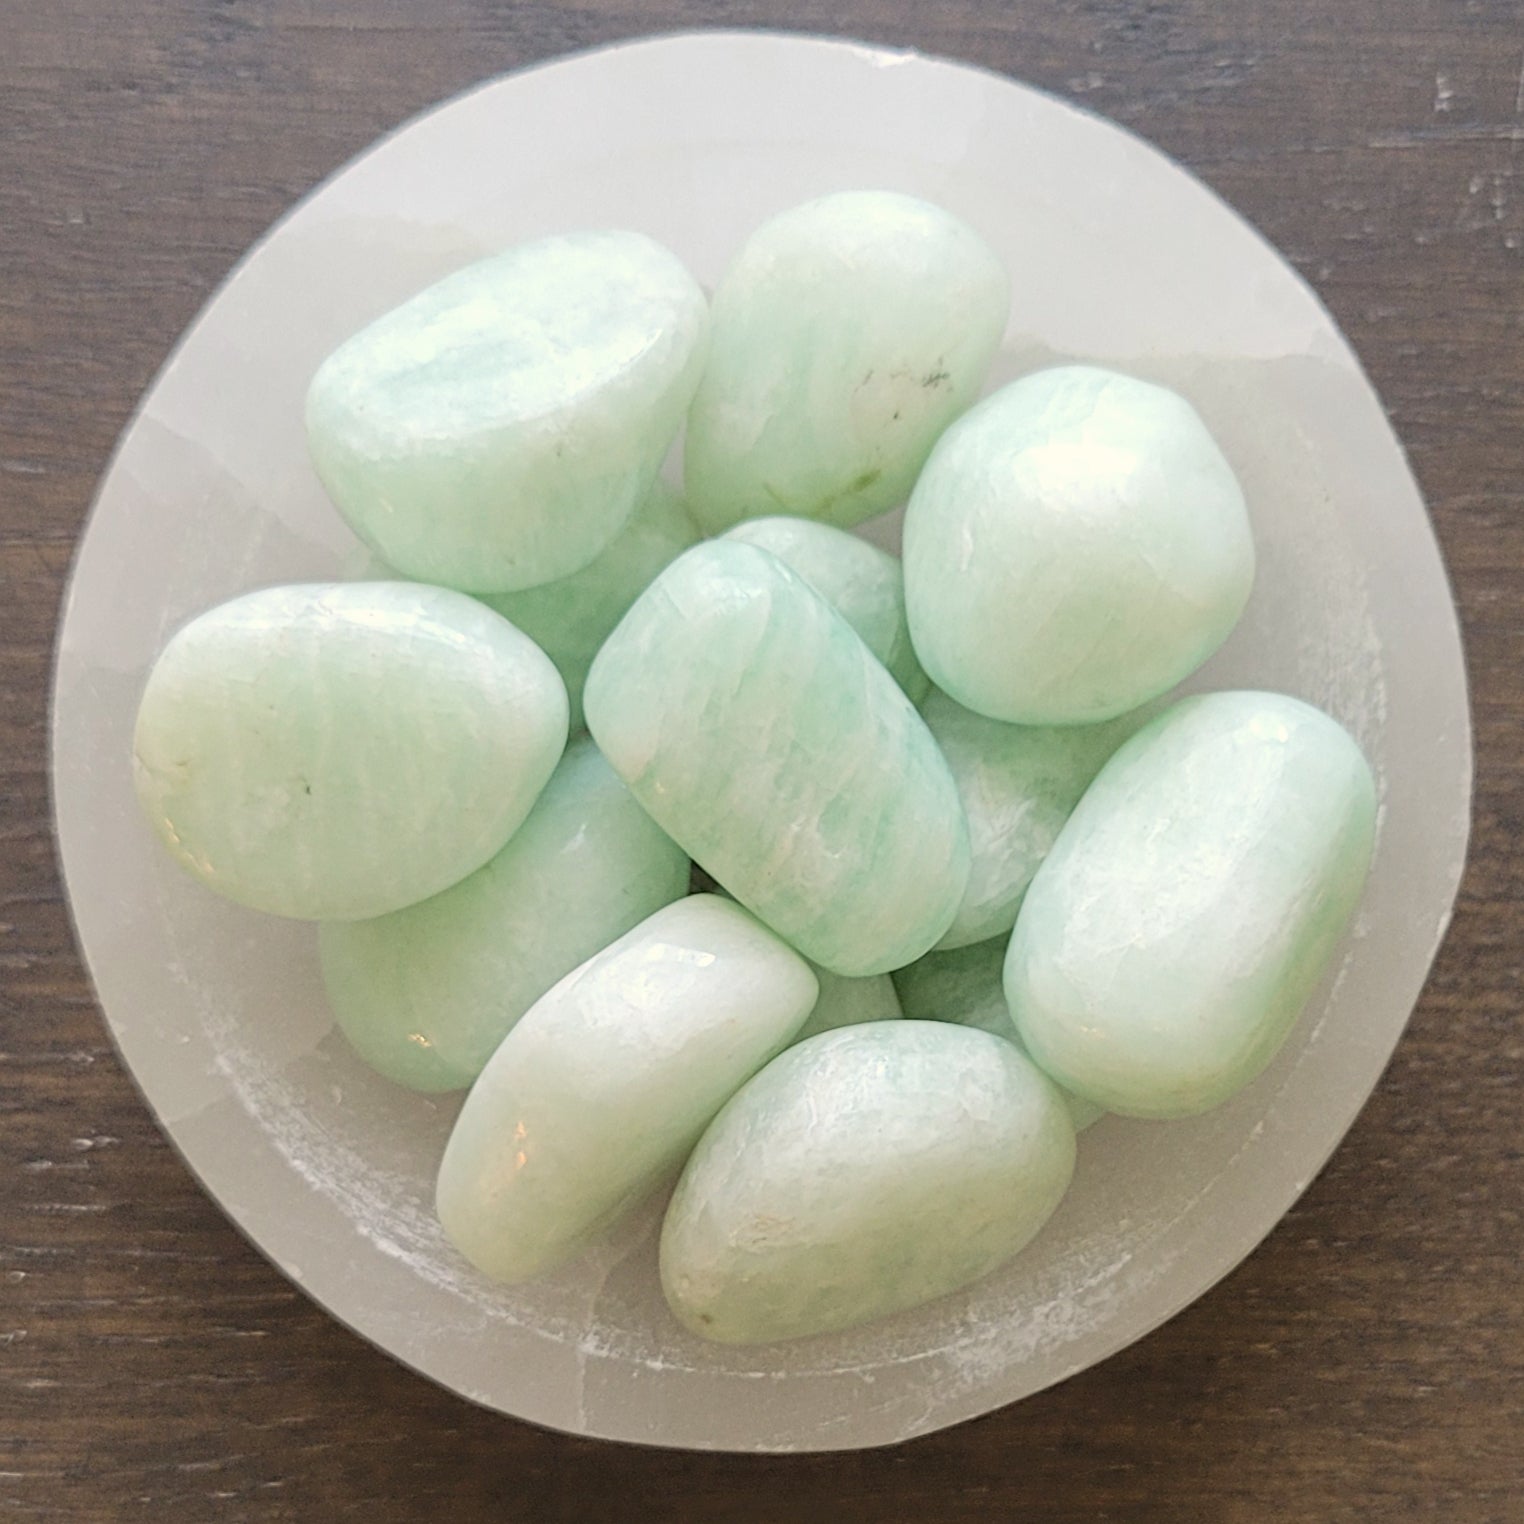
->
2 2 1520 1519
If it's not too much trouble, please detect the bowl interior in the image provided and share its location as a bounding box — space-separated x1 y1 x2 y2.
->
52 32 1470 1451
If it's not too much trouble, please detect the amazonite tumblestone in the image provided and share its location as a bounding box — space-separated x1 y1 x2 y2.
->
723 517 928 701
585 541 970 975
307 232 709 593
793 966 903 1044
435 895 817 1284
923 690 1148 950
132 583 568 921
892 938 1103 1131
685 191 1009 533
905 366 1255 724
660 1022 1075 1344
319 737 689 1092
1007 691 1377 1119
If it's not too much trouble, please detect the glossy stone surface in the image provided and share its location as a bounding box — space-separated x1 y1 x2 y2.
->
723 517 928 701
660 1021 1076 1344
585 541 970 975
923 690 1147 950
435 896 817 1284
319 738 689 1092
306 232 709 593
793 966 903 1043
132 582 568 921
904 366 1255 724
1007 691 1377 1119
892 938 1103 1130
685 191 1009 533
481 479 700 730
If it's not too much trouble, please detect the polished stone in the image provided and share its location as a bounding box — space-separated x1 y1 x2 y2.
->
905 366 1255 724
685 191 1008 533
132 582 568 921
319 737 689 1092
723 518 928 701
585 541 970 975
660 1021 1075 1344
307 232 709 593
435 896 817 1284
1006 691 1377 1118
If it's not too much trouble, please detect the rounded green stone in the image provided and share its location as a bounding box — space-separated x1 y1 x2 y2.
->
319 737 689 1092
723 517 928 702
585 540 970 976
1006 691 1377 1119
306 231 709 593
435 895 817 1285
904 366 1255 724
685 191 1009 533
132 582 568 921
793 966 903 1044
660 1021 1076 1344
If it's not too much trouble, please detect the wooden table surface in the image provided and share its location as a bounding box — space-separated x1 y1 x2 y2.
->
3 2 1521 1518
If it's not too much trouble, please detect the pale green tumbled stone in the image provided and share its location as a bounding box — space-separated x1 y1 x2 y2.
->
685 191 1009 534
585 541 970 976
660 1021 1075 1344
892 938 1104 1131
132 583 568 921
481 479 700 730
435 895 817 1284
723 517 928 701
319 737 689 1092
793 966 903 1044
922 690 1148 950
306 232 709 594
1006 691 1377 1119
905 366 1255 725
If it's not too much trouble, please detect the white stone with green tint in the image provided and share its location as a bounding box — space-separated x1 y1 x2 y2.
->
685 191 1009 534
892 938 1103 1131
306 232 709 593
723 517 928 701
132 582 568 921
660 1021 1075 1344
905 366 1255 725
1006 691 1377 1119
793 966 903 1044
319 738 689 1092
435 896 816 1285
923 690 1147 950
585 541 970 976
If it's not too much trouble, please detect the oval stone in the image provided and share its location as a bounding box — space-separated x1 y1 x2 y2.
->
306 232 709 593
923 690 1148 950
892 937 1103 1130
319 737 689 1092
584 541 970 976
660 1021 1076 1344
904 366 1255 724
435 896 817 1284
132 582 568 921
1006 691 1377 1119
684 191 1009 533
723 517 928 701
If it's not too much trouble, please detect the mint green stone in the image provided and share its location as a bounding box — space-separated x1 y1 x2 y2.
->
723 517 928 701
904 366 1255 725
923 690 1149 950
481 479 700 730
685 192 1009 534
660 1021 1075 1344
793 966 903 1044
132 582 568 921
306 232 709 593
892 938 1103 1131
585 541 970 976
435 896 817 1285
1006 691 1377 1119
319 737 689 1092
